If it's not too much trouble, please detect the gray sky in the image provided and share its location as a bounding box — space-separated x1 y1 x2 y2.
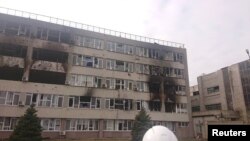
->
1 0 250 85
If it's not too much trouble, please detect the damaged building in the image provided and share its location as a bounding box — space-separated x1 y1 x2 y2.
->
0 7 192 140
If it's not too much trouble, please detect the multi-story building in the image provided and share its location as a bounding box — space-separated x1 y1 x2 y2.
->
0 7 191 140
191 60 250 139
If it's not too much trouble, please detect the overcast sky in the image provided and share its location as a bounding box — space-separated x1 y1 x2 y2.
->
1 0 250 85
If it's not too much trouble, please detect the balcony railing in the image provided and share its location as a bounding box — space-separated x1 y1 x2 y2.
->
0 7 184 48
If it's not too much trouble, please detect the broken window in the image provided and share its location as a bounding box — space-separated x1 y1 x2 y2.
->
79 96 91 108
149 65 161 75
175 85 186 95
5 22 19 35
32 48 68 63
17 24 30 36
36 27 48 40
48 30 60 42
60 31 71 44
149 100 161 111
68 96 79 108
29 70 66 85
25 93 38 106
165 102 175 113
0 43 27 58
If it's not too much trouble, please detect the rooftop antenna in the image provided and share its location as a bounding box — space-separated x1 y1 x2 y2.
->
246 49 250 59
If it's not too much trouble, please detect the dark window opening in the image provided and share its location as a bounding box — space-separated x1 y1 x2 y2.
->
5 22 19 35
193 91 199 96
32 48 68 63
149 101 161 111
115 99 124 110
60 32 71 44
165 102 175 113
0 67 23 81
0 43 27 58
48 30 60 42
29 70 66 85
192 106 200 112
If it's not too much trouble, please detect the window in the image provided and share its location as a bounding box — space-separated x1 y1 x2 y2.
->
68 96 100 109
69 74 94 87
26 93 63 107
0 117 18 131
105 98 132 110
106 59 115 70
115 79 125 90
94 58 103 68
175 85 186 95
205 103 221 111
41 119 61 131
36 27 48 40
0 91 20 106
94 77 103 88
136 100 142 111
115 120 133 131
174 53 184 63
116 61 125 71
176 103 187 114
66 119 99 131
136 81 149 92
104 120 114 131
178 122 189 127
149 49 160 59
38 94 52 107
136 64 149 74
25 93 38 105
74 36 103 49
207 86 219 94
106 78 115 89
106 41 134 55
149 65 161 75
192 106 200 112
106 42 116 52
136 47 148 57
193 91 199 96
174 68 184 78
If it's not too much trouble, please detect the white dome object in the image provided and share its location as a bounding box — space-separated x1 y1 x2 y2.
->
142 125 178 141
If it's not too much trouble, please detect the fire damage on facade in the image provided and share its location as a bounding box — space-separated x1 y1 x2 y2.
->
0 8 191 140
